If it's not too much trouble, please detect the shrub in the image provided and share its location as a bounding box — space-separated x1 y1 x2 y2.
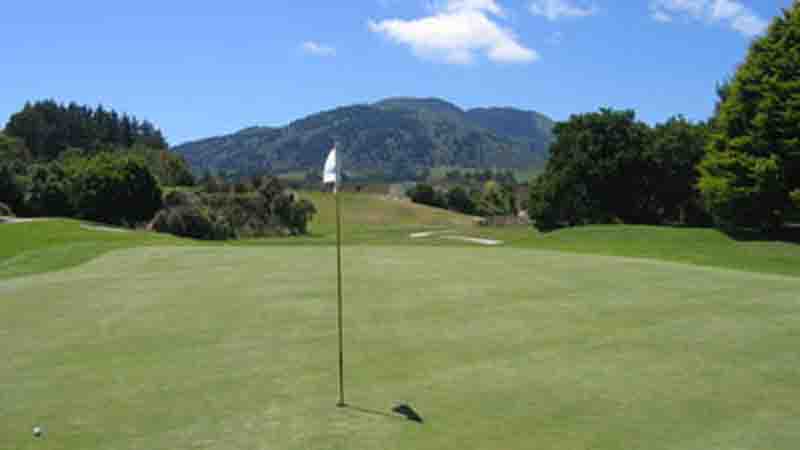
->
286 198 317 235
152 177 316 239
163 189 202 209
150 205 234 240
70 153 163 226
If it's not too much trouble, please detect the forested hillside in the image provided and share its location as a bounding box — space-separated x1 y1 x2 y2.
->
173 97 555 179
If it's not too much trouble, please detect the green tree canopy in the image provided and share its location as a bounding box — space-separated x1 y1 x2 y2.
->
5 100 168 160
407 183 447 209
446 186 476 215
0 133 30 161
477 180 515 216
68 153 163 226
650 117 709 225
0 163 27 213
529 110 708 230
528 109 655 229
699 3 800 230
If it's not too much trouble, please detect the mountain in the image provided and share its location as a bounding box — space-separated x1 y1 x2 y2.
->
173 97 555 179
465 107 555 145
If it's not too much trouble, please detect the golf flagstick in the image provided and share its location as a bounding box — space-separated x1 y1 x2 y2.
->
324 144 346 407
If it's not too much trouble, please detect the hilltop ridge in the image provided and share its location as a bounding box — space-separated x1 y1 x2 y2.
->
173 97 555 179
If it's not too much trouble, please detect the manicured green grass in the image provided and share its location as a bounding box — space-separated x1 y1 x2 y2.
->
485 225 800 278
2 245 799 450
0 220 190 280
3 209 800 280
270 193 800 277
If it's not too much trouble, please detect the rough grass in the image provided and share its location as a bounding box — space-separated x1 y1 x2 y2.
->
2 246 799 450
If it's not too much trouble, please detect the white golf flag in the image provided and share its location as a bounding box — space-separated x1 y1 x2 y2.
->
323 146 339 190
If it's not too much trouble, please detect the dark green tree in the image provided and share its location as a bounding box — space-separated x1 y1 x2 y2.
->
0 133 30 161
0 163 27 213
70 153 163 225
25 164 73 217
529 109 655 229
699 3 800 230
650 117 709 224
446 186 476 215
5 100 168 160
127 145 195 187
408 183 447 209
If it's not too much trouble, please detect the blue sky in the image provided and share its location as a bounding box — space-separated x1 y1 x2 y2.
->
0 0 792 145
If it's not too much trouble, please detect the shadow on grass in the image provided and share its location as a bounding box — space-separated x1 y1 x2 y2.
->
344 405 424 424
723 224 800 245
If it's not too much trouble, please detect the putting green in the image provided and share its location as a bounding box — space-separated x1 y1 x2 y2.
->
2 246 799 450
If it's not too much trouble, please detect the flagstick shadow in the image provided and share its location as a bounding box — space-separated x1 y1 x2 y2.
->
343 405 424 424
342 405 411 421
345 405 401 419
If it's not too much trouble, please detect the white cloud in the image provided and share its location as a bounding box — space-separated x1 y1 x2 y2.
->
649 0 768 37
730 12 768 36
443 0 505 15
710 0 743 20
301 41 336 57
529 0 597 21
368 0 538 64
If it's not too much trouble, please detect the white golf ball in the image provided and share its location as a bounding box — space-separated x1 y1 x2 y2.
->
33 426 43 437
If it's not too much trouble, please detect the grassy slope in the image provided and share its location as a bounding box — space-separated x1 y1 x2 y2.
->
294 192 475 242
2 246 799 450
489 225 800 278
0 220 189 280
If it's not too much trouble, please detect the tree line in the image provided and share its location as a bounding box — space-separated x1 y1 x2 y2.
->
408 180 517 217
530 4 800 233
0 101 317 239
5 100 169 160
529 112 709 229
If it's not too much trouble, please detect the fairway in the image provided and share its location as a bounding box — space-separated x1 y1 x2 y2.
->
2 245 800 450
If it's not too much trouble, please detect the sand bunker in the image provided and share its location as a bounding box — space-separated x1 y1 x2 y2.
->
80 225 131 233
409 230 453 239
442 236 503 246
